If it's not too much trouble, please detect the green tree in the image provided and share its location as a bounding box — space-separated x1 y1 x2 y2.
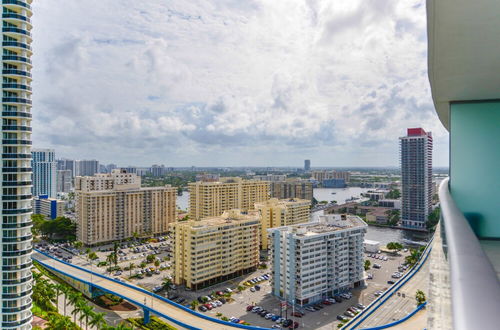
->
426 207 440 231
79 303 94 330
191 300 199 309
387 242 404 252
387 209 400 226
385 189 401 199
154 259 160 268
415 289 426 306
128 262 136 277
46 314 79 330
146 254 156 263
68 292 83 324
364 260 371 271
88 251 98 260
162 277 173 293
89 312 106 329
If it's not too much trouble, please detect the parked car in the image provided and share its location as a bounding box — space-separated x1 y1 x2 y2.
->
289 321 299 329
356 303 366 309
198 306 207 312
254 285 261 291
387 280 395 284
292 311 303 317
250 287 256 292
373 264 381 269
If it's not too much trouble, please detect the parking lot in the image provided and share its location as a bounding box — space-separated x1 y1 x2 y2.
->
172 250 411 329
36 241 411 329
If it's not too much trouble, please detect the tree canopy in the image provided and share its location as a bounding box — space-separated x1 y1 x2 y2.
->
32 215 76 241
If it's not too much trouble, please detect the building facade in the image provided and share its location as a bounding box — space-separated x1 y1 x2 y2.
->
311 170 351 184
33 195 65 220
31 148 57 198
253 174 287 182
172 210 260 290
75 159 99 177
255 198 311 250
56 169 72 193
76 170 176 245
269 215 367 306
304 159 311 171
1 0 34 327
400 128 433 229
270 180 313 201
188 177 269 220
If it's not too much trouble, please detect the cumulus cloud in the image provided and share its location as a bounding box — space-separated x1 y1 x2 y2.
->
30 0 448 166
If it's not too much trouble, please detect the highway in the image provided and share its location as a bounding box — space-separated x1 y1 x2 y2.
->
33 251 269 330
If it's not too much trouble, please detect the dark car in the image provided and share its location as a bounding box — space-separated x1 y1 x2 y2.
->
254 285 261 291
387 280 395 284
198 297 204 303
198 306 207 312
219 298 226 304
289 321 299 329
259 310 268 317
246 305 254 311
291 311 303 318
282 319 292 327
334 296 343 303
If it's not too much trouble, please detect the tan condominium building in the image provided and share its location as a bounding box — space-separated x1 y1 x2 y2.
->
311 170 351 183
270 179 313 201
255 198 311 249
172 210 261 290
76 169 176 245
188 177 269 220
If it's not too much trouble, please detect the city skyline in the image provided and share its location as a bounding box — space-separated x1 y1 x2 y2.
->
30 0 449 167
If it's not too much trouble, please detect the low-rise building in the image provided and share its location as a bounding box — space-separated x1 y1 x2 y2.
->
364 240 380 253
269 214 367 306
76 170 176 245
253 174 287 182
171 210 260 290
33 195 66 220
378 199 402 210
366 208 391 224
255 198 311 249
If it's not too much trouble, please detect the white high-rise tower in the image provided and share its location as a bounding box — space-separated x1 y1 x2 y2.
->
1 0 34 328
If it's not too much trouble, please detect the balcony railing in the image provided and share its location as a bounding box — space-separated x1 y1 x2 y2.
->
438 178 500 330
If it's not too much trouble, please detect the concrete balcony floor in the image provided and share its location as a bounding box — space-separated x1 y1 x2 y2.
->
479 240 500 279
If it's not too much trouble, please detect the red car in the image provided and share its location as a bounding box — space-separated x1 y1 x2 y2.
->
246 305 254 311
204 304 213 310
289 321 299 329
291 312 303 317
216 291 224 296
322 300 332 305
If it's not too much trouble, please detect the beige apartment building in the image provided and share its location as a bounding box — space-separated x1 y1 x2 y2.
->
188 177 269 220
270 179 313 201
255 198 311 249
171 210 260 290
311 170 351 183
76 170 176 245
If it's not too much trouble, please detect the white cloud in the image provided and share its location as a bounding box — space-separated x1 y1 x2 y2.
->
30 0 448 167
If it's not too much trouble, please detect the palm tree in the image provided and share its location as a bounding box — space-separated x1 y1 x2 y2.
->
68 292 83 324
47 313 79 330
53 283 65 309
113 242 119 266
162 277 173 295
78 303 94 330
89 312 106 329
129 262 136 277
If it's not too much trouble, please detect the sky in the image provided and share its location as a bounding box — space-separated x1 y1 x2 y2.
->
31 0 449 167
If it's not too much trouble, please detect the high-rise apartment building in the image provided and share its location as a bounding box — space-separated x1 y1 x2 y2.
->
270 179 313 201
57 158 76 177
75 159 99 177
171 210 260 290
1 0 34 328
75 170 176 245
56 169 72 193
32 148 57 198
400 128 433 229
255 198 311 249
188 177 269 220
304 159 311 171
269 214 367 306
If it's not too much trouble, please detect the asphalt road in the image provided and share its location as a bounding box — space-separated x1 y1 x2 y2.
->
356 253 430 328
33 251 266 330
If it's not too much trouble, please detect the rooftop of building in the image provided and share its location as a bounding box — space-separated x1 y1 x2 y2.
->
179 209 261 229
271 214 367 236
255 198 310 207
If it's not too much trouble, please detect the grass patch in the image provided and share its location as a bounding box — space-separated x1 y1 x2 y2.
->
127 316 177 330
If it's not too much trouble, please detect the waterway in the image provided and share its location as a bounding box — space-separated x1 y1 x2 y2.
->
313 187 371 204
